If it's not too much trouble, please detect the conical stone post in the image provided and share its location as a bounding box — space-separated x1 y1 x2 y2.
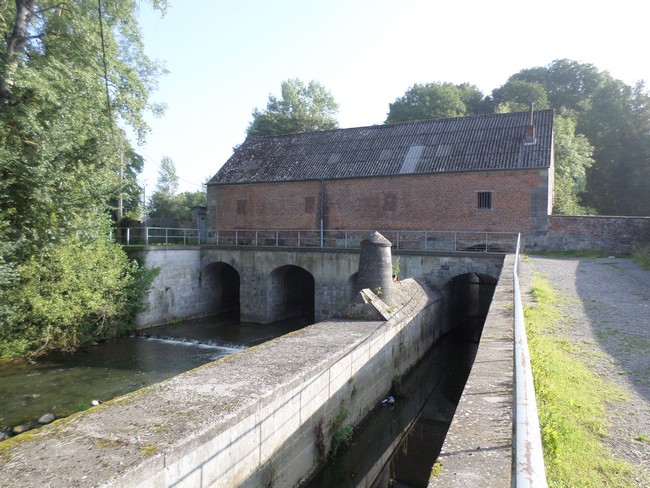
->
356 231 394 306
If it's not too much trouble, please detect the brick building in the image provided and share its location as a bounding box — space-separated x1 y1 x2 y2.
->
207 110 554 242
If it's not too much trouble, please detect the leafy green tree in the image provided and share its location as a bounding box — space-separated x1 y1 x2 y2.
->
578 80 650 215
247 78 339 137
552 115 595 214
386 82 478 123
491 80 549 113
0 0 165 357
148 156 206 221
510 59 606 112
456 82 489 115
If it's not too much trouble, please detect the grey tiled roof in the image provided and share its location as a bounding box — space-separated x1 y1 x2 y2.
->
209 110 553 185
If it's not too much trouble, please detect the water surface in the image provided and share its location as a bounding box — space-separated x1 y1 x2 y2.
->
0 317 305 430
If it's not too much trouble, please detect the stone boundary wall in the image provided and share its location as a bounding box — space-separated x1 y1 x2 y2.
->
0 279 451 488
538 215 650 253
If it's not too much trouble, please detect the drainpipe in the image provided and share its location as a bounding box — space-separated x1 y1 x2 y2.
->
320 179 325 248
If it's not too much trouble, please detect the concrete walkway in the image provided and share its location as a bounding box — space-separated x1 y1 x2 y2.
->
430 254 516 487
431 254 650 487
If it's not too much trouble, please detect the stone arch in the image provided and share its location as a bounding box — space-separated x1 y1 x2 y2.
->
446 272 498 339
268 265 315 324
202 262 241 320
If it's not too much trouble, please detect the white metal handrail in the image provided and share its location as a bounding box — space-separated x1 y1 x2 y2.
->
513 234 548 487
114 227 519 253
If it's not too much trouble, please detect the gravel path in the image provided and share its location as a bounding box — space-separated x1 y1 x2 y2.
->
529 256 650 485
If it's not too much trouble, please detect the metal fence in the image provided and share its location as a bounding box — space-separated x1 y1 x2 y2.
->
113 227 519 253
513 234 548 487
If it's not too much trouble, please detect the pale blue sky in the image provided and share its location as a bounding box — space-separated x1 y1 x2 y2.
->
134 0 648 194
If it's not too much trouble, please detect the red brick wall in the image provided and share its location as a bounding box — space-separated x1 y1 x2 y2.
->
208 169 549 233
543 215 650 252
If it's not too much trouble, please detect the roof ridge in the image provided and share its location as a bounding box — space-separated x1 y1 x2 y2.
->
248 109 555 140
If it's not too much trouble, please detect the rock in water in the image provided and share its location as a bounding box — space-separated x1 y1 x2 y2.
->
38 413 55 424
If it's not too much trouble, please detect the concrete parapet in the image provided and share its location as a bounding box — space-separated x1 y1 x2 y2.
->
0 279 449 488
429 254 513 487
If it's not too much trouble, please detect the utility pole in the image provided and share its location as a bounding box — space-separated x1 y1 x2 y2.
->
117 148 123 223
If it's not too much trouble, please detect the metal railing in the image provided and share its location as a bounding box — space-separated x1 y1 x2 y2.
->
113 227 203 246
513 234 548 487
114 227 519 253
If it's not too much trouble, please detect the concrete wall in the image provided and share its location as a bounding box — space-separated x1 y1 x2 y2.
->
1 280 453 488
131 247 504 328
430 254 516 487
127 247 214 328
208 169 550 235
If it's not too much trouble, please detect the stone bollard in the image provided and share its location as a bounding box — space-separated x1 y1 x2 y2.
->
356 231 394 305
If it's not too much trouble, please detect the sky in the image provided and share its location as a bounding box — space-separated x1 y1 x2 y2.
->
132 0 649 195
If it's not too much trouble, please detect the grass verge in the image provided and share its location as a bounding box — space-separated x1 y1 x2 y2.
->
526 276 637 487
632 247 650 270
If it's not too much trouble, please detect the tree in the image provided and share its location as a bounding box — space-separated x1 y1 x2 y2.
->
510 59 606 112
247 78 339 137
385 82 478 123
386 83 467 124
578 80 650 215
552 115 595 214
156 156 180 195
148 156 206 221
0 1 165 358
490 80 549 113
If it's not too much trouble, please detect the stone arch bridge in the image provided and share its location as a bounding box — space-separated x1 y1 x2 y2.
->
130 246 505 328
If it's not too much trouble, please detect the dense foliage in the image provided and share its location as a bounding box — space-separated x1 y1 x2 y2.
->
0 1 165 358
147 156 207 222
385 82 486 123
387 59 650 216
247 78 339 137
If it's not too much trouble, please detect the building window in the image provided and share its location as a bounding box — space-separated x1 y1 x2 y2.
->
236 199 247 216
383 193 397 212
477 191 492 210
305 196 315 214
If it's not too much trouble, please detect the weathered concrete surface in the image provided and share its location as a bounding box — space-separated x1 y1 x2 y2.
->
134 245 503 327
0 279 447 488
127 247 214 328
430 254 515 487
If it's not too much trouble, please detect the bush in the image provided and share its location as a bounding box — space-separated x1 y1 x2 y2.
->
1 231 157 358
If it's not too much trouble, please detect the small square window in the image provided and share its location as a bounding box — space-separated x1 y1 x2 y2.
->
383 193 397 212
477 191 492 210
305 196 315 214
236 199 247 215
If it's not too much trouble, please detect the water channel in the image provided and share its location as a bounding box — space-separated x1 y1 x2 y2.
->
303 322 482 488
304 273 495 488
1 272 495 487
0 316 306 433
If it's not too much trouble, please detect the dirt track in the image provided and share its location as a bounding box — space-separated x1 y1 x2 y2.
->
530 256 649 485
